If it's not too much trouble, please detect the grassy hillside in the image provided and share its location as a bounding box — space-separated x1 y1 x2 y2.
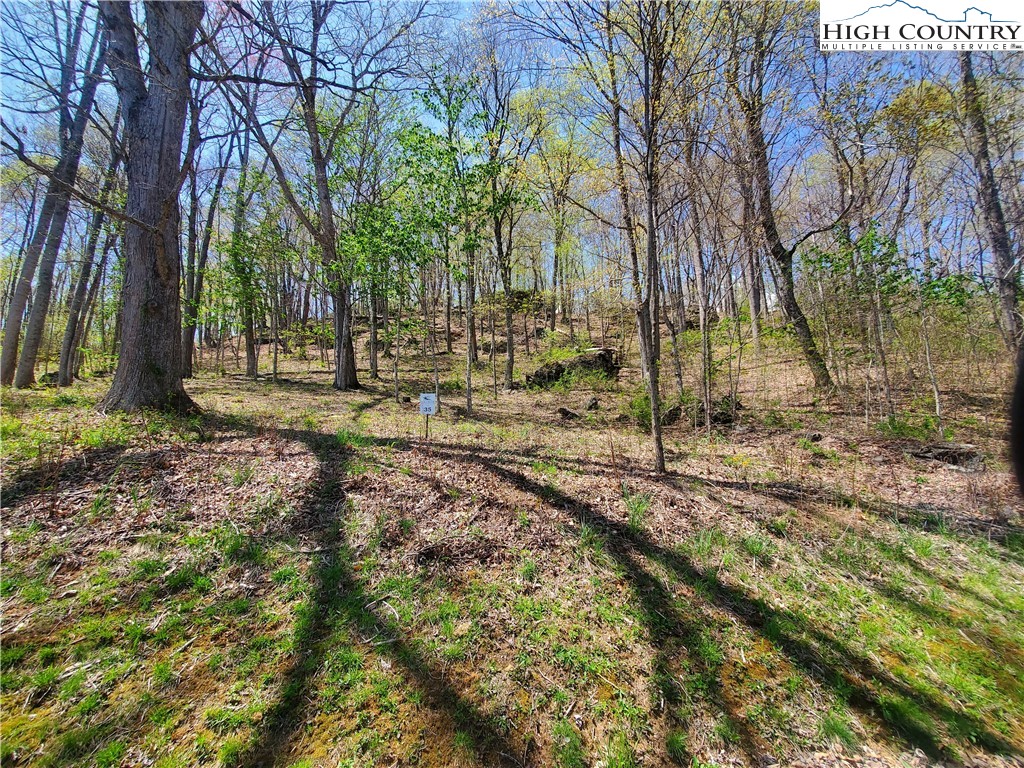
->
2 353 1023 767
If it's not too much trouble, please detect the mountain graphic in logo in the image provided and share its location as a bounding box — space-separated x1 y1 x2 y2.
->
830 1 1015 23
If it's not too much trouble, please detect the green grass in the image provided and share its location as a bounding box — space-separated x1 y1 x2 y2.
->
797 437 840 462
666 730 689 763
605 732 639 768
877 412 951 441
3 369 1022 768
336 427 375 448
231 461 258 487
552 719 586 768
742 534 774 558
549 367 617 392
688 527 728 559
622 482 652 533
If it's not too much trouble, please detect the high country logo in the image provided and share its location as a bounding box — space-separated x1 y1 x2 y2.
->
819 0 1022 51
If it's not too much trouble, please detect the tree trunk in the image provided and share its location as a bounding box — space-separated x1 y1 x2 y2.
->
550 214 561 332
1 8 99 386
393 297 403 403
741 93 834 391
499 259 514 390
738 167 761 353
183 133 233 378
98 0 203 412
369 293 379 378
465 250 475 415
72 234 115 379
58 204 111 386
11 52 107 386
445 266 453 354
59 120 122 387
1 180 39 322
728 4 833 391
333 284 359 390
959 51 1019 352
1 180 57 385
14 194 76 387
776 253 833 391
467 251 478 365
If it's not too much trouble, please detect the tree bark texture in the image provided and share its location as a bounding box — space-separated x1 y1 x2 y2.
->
959 51 1020 351
98 0 203 412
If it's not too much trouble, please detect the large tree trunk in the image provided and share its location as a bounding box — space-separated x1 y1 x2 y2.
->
98 0 202 412
960 52 1020 352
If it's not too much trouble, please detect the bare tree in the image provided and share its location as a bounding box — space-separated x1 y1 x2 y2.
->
57 108 122 387
0 2 107 386
959 51 1020 353
513 0 713 472
182 87 237 379
476 18 542 390
725 1 836 391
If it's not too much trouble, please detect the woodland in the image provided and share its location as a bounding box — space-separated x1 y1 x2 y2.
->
1 2 1023 767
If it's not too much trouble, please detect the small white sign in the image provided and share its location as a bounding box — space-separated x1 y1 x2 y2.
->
419 393 437 415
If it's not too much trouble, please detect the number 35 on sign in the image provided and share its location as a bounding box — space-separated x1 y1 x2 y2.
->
419 393 437 415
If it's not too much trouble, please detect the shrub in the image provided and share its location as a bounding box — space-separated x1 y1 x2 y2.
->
877 412 951 441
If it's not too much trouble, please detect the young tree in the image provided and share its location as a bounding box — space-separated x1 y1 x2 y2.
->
529 92 588 334
414 67 492 415
57 110 123 386
208 1 427 391
514 0 711 472
182 93 237 379
477 22 542 390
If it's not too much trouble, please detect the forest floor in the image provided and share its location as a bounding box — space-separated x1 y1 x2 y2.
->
2 340 1024 768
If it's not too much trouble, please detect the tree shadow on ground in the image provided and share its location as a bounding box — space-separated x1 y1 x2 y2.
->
218 419 526 768
0 422 269 513
5 412 1021 765
660 473 1024 609
383 437 1021 624
1 414 527 767
416 439 1020 762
